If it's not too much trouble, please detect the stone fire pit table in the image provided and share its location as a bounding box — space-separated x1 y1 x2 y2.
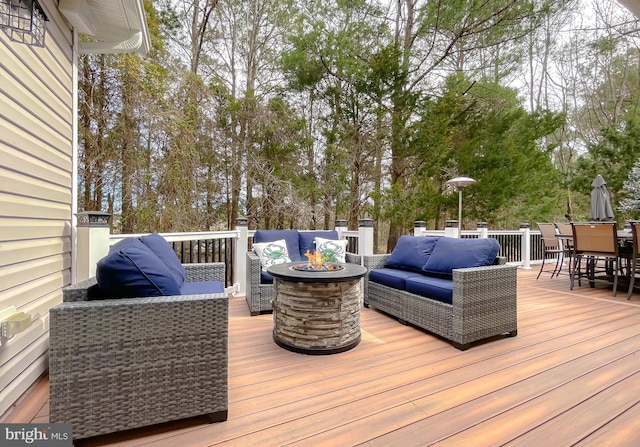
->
267 262 367 355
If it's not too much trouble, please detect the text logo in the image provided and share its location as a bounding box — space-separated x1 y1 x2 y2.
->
0 424 72 446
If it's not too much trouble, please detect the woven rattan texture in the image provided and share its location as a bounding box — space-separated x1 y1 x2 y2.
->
362 254 517 349
49 263 229 439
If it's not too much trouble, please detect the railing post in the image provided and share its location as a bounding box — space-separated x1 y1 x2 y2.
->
520 223 531 269
335 219 348 239
445 220 458 238
76 211 111 282
358 218 374 255
235 217 248 295
477 222 488 238
414 221 426 236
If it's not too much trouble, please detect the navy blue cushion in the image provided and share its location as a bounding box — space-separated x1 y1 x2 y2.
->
422 237 500 276
405 275 454 305
385 236 441 271
298 230 339 257
368 268 422 290
180 280 224 295
260 270 274 284
253 230 302 262
96 238 181 298
139 233 186 287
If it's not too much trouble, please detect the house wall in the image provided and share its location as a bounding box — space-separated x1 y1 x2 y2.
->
0 2 74 417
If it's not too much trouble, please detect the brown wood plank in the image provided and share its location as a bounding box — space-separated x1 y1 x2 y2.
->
171 306 640 445
503 370 640 446
1 373 48 424
383 341 640 446
574 401 640 446
428 355 640 446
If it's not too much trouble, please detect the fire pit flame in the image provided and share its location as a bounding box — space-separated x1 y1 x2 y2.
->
291 250 343 272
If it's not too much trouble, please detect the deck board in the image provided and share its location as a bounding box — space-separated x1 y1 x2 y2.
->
2 268 640 446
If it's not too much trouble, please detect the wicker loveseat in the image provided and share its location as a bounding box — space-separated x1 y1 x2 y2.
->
49 236 229 440
362 236 518 350
246 229 360 315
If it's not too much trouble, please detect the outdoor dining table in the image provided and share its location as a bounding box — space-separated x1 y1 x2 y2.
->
555 230 632 247
557 229 634 290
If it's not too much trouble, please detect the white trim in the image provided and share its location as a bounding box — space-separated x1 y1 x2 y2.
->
59 0 151 55
224 284 240 296
58 0 97 35
619 0 640 17
79 30 146 54
108 230 241 245
71 30 79 284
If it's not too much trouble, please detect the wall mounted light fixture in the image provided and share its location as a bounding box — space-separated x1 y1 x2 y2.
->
0 0 47 47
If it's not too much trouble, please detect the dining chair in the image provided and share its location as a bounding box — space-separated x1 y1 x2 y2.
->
536 222 565 279
570 222 620 296
554 222 574 275
627 221 640 299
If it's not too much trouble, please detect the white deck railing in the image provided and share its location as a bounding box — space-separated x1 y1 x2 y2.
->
77 213 542 295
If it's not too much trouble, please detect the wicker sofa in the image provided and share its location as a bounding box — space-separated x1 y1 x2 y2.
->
362 236 518 350
49 238 229 440
246 229 360 315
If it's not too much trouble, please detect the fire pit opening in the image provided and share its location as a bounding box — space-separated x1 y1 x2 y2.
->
291 250 345 272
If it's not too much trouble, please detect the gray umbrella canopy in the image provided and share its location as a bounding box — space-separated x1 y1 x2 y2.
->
590 174 615 221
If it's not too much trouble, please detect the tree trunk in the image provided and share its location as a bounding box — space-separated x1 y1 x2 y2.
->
120 56 136 233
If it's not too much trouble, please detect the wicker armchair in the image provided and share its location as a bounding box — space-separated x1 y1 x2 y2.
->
362 254 517 350
49 263 228 440
246 252 361 315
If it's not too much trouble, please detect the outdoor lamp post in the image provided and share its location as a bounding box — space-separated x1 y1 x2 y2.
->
446 176 476 238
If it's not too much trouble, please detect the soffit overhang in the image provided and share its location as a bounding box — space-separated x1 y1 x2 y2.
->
59 0 150 55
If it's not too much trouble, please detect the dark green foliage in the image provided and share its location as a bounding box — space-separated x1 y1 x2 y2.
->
386 73 564 229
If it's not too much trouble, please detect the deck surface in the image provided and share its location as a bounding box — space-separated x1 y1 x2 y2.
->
3 268 640 446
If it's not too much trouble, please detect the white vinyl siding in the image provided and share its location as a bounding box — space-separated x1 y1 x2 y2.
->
0 1 74 417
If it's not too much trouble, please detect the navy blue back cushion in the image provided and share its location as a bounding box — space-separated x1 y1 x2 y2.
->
96 238 181 298
385 236 441 271
139 233 186 287
253 230 302 261
422 237 500 276
298 230 339 257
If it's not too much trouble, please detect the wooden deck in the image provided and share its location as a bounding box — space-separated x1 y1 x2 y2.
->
4 268 640 446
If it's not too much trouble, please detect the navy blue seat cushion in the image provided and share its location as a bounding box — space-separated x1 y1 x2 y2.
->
260 270 274 284
368 268 423 290
385 236 441 271
253 230 303 261
422 237 500 277
96 238 181 298
139 233 186 287
405 275 454 305
298 230 339 257
180 280 224 295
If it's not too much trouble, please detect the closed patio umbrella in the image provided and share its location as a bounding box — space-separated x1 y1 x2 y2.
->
590 174 614 221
